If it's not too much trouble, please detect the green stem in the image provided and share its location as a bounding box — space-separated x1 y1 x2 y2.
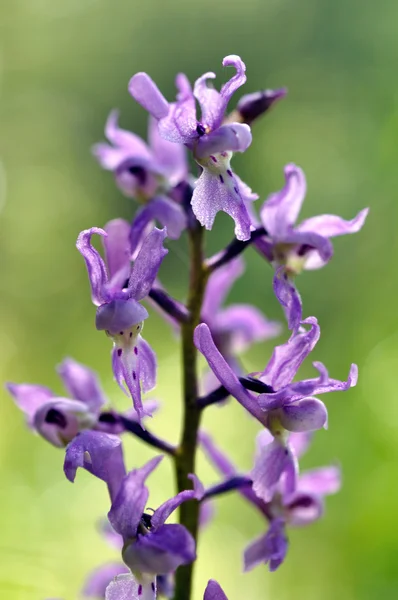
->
173 223 207 600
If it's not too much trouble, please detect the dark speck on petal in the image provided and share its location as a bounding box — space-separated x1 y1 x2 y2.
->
117 349 122 357
134 347 138 355
219 174 224 184
133 371 137 380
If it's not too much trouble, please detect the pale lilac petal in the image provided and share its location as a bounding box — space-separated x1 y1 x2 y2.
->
236 88 287 124
64 431 126 502
99 519 123 550
309 363 358 395
281 228 333 263
251 437 295 503
83 562 128 598
191 170 252 241
214 304 282 353
202 257 244 323
104 110 152 157
277 398 328 432
260 316 319 390
204 580 228 600
298 466 341 496
288 432 313 458
137 337 157 394
105 573 141 600
130 197 186 255
260 164 306 236
57 358 105 412
123 524 196 575
102 219 132 281
77 228 109 306
244 518 287 572
234 173 259 204
93 142 127 170
194 324 265 423
128 228 168 301
195 123 252 159
34 398 93 447
112 344 144 422
148 117 188 184
6 383 54 425
297 208 369 238
193 71 219 129
158 73 198 144
129 73 169 119
285 493 323 527
108 455 163 539
199 501 215 529
272 268 303 332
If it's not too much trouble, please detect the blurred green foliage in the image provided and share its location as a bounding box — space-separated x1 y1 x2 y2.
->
1 0 398 598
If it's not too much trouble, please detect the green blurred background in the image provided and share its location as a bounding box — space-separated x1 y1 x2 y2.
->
1 0 398 598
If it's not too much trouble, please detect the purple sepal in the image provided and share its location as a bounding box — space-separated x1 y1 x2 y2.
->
244 518 287 572
64 431 126 503
128 73 169 119
57 358 106 413
76 227 108 306
276 398 328 432
83 563 129 598
194 324 265 423
123 523 196 575
128 228 168 301
298 466 341 497
6 382 54 426
203 580 228 600
108 455 163 539
103 219 132 281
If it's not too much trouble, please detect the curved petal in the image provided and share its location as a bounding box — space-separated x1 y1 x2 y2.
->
193 71 219 129
76 228 109 306
123 524 196 575
137 337 157 394
151 475 203 530
92 142 128 171
251 438 292 503
34 398 94 447
6 383 54 425
130 197 186 255
158 74 198 144
244 518 287 572
83 562 129 598
104 110 152 158
128 228 168 301
277 398 328 432
191 169 252 241
194 324 265 423
204 580 228 600
218 55 247 117
214 304 282 353
260 315 319 390
288 432 313 459
260 164 306 237
272 268 303 332
129 73 169 119
195 123 252 159
57 358 106 412
202 257 244 322
148 116 188 184
285 492 323 527
103 219 132 281
64 431 126 502
283 228 334 263
298 466 341 496
297 208 369 238
108 455 163 539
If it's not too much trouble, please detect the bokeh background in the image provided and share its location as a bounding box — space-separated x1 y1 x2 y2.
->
1 0 398 598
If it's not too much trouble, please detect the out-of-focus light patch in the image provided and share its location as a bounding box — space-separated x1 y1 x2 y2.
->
362 330 398 431
0 160 6 215
24 0 102 20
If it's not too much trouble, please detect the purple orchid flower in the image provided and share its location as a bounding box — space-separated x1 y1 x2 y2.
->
255 163 368 274
129 55 257 241
5 358 154 447
65 431 203 597
77 220 168 424
200 430 340 572
105 575 229 600
194 319 356 502
93 111 187 254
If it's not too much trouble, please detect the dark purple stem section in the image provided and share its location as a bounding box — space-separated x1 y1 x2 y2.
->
206 226 268 273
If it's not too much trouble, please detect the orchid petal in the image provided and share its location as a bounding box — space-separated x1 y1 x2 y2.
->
129 73 169 120
76 227 108 306
57 358 105 413
128 228 168 301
